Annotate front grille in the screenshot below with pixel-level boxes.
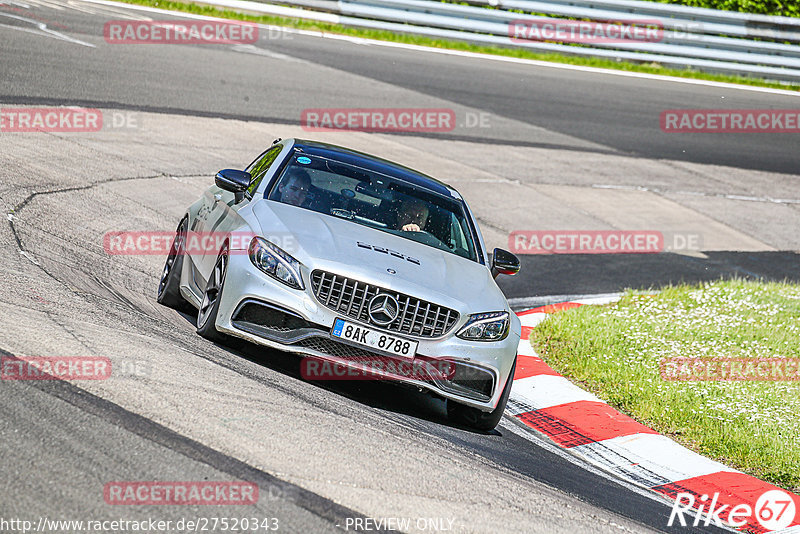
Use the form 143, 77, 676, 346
296, 336, 492, 399
310, 270, 459, 338
295, 337, 435, 382
296, 337, 386, 363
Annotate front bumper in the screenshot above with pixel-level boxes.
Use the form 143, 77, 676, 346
213, 252, 520, 412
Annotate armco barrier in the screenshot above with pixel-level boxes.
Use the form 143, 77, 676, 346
199, 0, 800, 82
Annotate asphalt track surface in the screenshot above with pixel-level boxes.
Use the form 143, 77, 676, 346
1, 1, 798, 533
2, 0, 800, 174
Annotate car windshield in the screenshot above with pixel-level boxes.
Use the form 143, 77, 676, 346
267, 152, 478, 262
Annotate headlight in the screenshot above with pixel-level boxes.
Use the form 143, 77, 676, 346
248, 237, 304, 290
456, 311, 509, 341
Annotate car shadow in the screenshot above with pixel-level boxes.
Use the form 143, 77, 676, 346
175, 309, 499, 435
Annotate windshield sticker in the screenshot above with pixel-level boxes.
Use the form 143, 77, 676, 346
297, 156, 311, 165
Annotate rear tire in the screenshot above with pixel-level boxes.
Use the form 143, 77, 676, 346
447, 356, 516, 431
157, 218, 190, 311
196, 247, 230, 343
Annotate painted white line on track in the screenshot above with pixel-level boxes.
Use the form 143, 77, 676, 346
63, 0, 150, 18
0, 12, 95, 45
230, 43, 302, 61
593, 183, 800, 204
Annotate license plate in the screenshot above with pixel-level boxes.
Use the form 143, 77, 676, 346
331, 318, 417, 359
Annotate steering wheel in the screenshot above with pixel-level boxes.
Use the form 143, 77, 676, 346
404, 229, 446, 248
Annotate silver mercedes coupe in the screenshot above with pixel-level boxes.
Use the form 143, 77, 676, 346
157, 138, 521, 430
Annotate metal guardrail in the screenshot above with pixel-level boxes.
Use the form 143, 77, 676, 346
201, 0, 800, 82
472, 0, 800, 39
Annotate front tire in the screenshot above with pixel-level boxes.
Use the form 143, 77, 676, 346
447, 356, 516, 431
196, 246, 229, 343
157, 217, 190, 311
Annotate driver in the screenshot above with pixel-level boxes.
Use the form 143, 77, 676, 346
396, 198, 429, 232
277, 169, 311, 207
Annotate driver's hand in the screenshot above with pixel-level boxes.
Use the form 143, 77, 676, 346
402, 223, 421, 232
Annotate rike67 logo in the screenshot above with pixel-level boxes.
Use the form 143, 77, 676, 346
668, 489, 797, 530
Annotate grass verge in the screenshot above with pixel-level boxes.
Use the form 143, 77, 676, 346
115, 0, 798, 92
530, 279, 800, 492
648, 0, 799, 18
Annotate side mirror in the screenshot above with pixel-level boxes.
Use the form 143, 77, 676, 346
215, 169, 251, 203
491, 248, 520, 278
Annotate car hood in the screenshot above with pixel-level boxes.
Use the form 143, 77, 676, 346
250, 201, 508, 312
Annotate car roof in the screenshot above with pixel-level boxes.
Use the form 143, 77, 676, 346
290, 139, 455, 198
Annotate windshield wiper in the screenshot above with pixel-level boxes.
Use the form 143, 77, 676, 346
331, 208, 388, 228
331, 208, 354, 220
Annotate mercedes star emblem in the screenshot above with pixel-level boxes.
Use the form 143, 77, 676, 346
368, 294, 400, 326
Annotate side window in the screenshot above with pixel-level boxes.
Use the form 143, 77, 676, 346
245, 146, 283, 197
449, 212, 474, 259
